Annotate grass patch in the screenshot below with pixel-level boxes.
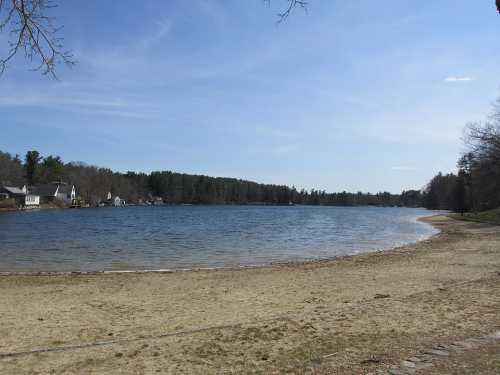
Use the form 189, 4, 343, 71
449, 208, 500, 225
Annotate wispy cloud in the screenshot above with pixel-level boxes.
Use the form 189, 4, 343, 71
444, 76, 474, 83
141, 19, 173, 49
391, 166, 417, 171
271, 144, 299, 156
0, 95, 125, 108
0, 95, 159, 120
255, 126, 299, 139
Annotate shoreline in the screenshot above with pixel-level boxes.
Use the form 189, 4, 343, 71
0, 215, 442, 277
0, 204, 440, 216
1, 215, 499, 374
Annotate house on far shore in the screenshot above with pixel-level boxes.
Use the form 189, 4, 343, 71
31, 182, 76, 205
99, 192, 127, 207
103, 191, 126, 207
0, 185, 40, 207
113, 196, 126, 207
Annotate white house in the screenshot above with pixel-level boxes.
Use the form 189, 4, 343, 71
113, 196, 126, 207
0, 185, 40, 207
0, 186, 24, 200
56, 184, 76, 203
24, 193, 40, 206
32, 183, 76, 204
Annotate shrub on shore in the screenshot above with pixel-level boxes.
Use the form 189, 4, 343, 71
0, 198, 17, 210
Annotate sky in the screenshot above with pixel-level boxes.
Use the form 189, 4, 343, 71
1, 0, 500, 193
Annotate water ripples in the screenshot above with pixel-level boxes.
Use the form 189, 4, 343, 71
0, 206, 444, 272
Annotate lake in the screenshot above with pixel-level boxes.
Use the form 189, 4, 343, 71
0, 206, 444, 273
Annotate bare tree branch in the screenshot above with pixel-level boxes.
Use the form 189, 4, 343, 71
264, 0, 308, 23
0, 0, 74, 78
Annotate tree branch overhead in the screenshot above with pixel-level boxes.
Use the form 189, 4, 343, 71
0, 0, 74, 78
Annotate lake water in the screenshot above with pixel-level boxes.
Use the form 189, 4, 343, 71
0, 206, 443, 273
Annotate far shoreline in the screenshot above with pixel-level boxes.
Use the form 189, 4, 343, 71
0, 203, 435, 213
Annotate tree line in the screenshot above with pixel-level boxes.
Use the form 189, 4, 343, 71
4, 93, 499, 211
422, 98, 500, 213
1, 150, 413, 207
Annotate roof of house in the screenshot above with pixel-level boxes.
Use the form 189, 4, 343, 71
0, 186, 25, 195
57, 184, 74, 194
30, 184, 58, 197
30, 183, 75, 197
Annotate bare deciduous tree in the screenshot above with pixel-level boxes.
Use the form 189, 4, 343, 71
460, 102, 500, 210
0, 0, 309, 78
2, 1, 499, 78
0, 0, 73, 77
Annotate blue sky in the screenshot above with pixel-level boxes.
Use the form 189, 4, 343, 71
1, 0, 499, 193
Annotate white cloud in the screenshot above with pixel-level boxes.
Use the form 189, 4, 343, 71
444, 76, 474, 82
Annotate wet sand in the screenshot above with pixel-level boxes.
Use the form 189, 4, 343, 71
0, 215, 499, 374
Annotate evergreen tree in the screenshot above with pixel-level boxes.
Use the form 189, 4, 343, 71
25, 150, 41, 185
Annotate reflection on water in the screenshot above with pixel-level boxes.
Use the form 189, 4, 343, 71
0, 206, 444, 272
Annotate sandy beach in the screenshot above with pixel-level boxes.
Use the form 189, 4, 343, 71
0, 215, 499, 374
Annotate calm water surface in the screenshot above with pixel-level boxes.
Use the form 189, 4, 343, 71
0, 206, 444, 272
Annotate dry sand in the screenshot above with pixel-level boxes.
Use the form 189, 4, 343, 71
0, 215, 499, 374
